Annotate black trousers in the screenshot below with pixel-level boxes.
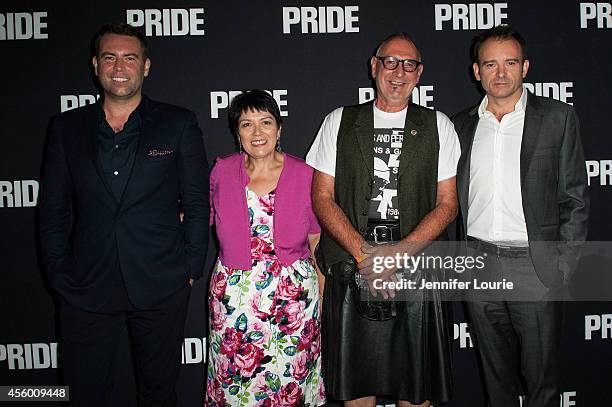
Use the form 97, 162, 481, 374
466, 250, 562, 407
60, 284, 191, 407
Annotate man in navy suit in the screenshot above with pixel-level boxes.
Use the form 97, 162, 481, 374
39, 23, 209, 406
453, 26, 589, 406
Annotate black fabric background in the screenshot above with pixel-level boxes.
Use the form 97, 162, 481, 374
1, 1, 610, 405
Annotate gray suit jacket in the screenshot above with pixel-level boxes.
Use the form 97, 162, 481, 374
452, 92, 589, 288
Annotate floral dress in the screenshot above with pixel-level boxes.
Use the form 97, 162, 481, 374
206, 188, 325, 407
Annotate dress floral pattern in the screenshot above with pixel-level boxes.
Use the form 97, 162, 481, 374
206, 188, 325, 407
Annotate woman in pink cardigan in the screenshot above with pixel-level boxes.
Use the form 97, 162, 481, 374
205, 90, 325, 407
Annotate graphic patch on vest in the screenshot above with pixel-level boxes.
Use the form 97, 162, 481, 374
369, 127, 403, 220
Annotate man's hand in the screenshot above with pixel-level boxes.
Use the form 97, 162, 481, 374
357, 241, 413, 299
188, 278, 194, 287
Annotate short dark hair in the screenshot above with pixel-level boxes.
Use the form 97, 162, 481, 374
93, 22, 148, 58
375, 32, 422, 61
472, 25, 527, 63
228, 90, 283, 137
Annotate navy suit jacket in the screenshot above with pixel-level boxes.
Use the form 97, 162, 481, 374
452, 92, 589, 288
39, 96, 210, 310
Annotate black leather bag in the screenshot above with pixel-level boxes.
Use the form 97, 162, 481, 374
344, 257, 406, 321
316, 241, 406, 321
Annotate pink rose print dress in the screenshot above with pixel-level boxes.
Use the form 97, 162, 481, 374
206, 188, 325, 407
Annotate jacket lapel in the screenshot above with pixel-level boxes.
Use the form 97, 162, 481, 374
520, 92, 543, 185
117, 97, 158, 208
456, 106, 479, 237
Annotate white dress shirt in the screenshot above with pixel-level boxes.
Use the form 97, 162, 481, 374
467, 88, 529, 246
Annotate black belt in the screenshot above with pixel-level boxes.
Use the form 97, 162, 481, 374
467, 236, 530, 258
364, 220, 401, 243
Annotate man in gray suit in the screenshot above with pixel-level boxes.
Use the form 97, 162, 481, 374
453, 26, 589, 406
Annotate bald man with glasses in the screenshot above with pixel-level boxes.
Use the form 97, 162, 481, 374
307, 32, 460, 407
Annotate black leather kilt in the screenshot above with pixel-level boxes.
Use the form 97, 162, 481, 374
316, 222, 454, 402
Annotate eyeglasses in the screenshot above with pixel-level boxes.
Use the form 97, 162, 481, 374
375, 56, 422, 72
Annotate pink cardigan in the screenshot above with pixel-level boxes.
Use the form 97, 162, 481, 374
209, 153, 320, 269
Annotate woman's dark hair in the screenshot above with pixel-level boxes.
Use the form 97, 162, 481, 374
228, 90, 282, 136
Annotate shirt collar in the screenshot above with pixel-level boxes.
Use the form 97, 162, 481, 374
96, 97, 144, 129
478, 85, 527, 118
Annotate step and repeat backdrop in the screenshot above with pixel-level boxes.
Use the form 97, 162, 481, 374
1, 1, 611, 406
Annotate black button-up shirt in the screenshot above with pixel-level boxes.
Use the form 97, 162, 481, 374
97, 102, 143, 201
